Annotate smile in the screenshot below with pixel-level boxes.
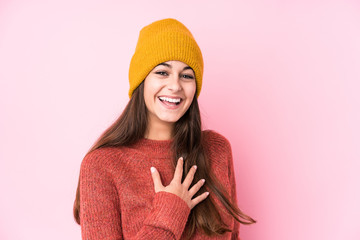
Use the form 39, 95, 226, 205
158, 96, 181, 104
158, 97, 183, 109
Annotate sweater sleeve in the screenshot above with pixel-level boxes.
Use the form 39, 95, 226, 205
226, 140, 241, 240
79, 149, 190, 240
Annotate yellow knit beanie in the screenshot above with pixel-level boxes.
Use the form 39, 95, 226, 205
128, 18, 204, 99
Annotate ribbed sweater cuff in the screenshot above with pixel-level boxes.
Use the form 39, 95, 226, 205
145, 191, 191, 239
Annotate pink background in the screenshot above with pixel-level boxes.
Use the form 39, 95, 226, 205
1, 0, 359, 239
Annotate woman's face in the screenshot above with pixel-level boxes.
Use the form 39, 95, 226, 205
143, 60, 196, 127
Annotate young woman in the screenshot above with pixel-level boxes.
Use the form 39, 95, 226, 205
73, 18, 256, 240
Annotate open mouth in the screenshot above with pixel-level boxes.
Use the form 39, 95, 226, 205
158, 97, 182, 105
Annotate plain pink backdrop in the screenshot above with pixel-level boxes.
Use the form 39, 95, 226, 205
1, 0, 359, 239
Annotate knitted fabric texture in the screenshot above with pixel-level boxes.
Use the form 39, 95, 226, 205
128, 18, 204, 99
79, 130, 240, 240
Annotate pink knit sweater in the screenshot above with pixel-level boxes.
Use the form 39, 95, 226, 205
79, 129, 240, 239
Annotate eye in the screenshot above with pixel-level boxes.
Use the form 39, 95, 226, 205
182, 74, 194, 79
155, 71, 168, 76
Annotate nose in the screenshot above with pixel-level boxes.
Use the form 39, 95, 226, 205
167, 74, 182, 92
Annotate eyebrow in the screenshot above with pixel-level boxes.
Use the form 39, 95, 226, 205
155, 62, 193, 71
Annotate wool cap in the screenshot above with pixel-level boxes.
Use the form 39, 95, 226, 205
128, 18, 204, 99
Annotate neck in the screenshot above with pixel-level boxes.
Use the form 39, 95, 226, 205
145, 120, 174, 140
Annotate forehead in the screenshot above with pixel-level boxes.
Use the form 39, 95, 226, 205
155, 61, 193, 71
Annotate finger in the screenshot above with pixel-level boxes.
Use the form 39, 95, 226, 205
172, 157, 184, 183
182, 165, 197, 189
188, 178, 205, 197
150, 167, 163, 192
190, 191, 209, 209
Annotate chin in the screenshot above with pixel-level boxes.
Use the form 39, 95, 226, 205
158, 115, 182, 123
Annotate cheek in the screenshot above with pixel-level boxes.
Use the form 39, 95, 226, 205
143, 83, 153, 109
143, 79, 163, 109
144, 78, 162, 94
144, 80, 155, 99
185, 82, 197, 98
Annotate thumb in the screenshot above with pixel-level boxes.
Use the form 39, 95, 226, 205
150, 167, 163, 192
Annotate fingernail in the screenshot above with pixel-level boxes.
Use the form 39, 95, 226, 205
202, 179, 205, 183
193, 165, 197, 170
179, 157, 183, 161
206, 192, 209, 196
150, 167, 155, 173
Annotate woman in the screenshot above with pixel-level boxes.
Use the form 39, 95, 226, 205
73, 18, 256, 240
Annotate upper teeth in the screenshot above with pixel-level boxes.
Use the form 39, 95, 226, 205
159, 97, 181, 103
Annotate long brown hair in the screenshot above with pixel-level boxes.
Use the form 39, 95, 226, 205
73, 81, 256, 239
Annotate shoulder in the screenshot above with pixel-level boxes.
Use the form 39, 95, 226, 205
202, 129, 234, 183
201, 129, 233, 164
80, 147, 126, 173
202, 129, 232, 152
